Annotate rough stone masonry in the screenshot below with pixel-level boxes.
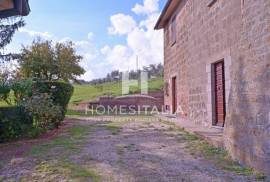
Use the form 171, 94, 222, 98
155, 0, 270, 174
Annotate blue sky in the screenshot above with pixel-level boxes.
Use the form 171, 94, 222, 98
7, 0, 167, 81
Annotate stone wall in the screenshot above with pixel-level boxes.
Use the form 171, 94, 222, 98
224, 0, 270, 174
89, 91, 164, 112
164, 0, 242, 125
163, 0, 270, 173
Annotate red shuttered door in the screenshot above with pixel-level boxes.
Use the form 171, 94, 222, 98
214, 61, 226, 127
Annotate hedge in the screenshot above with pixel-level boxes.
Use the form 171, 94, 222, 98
0, 81, 74, 142
34, 81, 74, 119
0, 106, 32, 142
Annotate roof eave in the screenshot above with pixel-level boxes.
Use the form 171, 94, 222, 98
154, 0, 181, 30
154, 0, 173, 30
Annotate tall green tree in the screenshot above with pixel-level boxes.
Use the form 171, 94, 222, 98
0, 17, 25, 103
18, 39, 85, 82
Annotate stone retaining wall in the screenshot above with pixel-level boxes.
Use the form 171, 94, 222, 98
89, 91, 164, 111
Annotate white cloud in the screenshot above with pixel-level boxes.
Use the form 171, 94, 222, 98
101, 45, 132, 71
108, 14, 137, 35
87, 32, 94, 40
59, 37, 72, 43
104, 0, 163, 72
101, 45, 110, 55
80, 70, 94, 81
132, 0, 159, 15
19, 28, 54, 39
75, 40, 90, 47
74, 39, 98, 79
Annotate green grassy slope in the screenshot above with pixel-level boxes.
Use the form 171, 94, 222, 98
0, 78, 164, 107
0, 102, 8, 107
70, 78, 163, 106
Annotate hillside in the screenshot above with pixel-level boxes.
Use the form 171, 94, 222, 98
70, 77, 163, 106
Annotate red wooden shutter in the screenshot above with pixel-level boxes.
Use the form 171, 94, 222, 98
214, 61, 226, 127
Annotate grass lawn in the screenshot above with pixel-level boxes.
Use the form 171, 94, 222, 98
0, 101, 9, 107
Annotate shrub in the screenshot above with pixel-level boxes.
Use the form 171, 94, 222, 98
11, 80, 74, 121
23, 93, 63, 129
34, 81, 74, 120
11, 79, 33, 104
0, 80, 74, 142
0, 84, 11, 104
0, 106, 32, 142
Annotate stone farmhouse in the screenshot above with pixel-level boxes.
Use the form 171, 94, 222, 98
155, 0, 270, 173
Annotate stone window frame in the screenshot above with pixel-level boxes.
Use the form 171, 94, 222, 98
241, 0, 245, 14
208, 0, 217, 7
170, 15, 177, 47
206, 50, 232, 128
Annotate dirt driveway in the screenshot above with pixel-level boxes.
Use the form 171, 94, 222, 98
0, 116, 267, 182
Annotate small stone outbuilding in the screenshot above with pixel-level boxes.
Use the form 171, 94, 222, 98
155, 0, 270, 174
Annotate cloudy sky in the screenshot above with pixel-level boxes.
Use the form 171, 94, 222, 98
6, 0, 166, 81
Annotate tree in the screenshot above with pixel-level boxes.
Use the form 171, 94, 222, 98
0, 68, 11, 103
0, 16, 24, 102
0, 17, 25, 62
18, 39, 85, 82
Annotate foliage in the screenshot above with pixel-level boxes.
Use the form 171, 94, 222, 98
55, 42, 85, 82
0, 67, 10, 85
0, 16, 28, 142
0, 85, 10, 104
0, 80, 74, 141
15, 80, 73, 129
0, 17, 25, 62
11, 78, 33, 104
142, 63, 164, 78
23, 81, 74, 129
0, 106, 32, 142
0, 14, 77, 142
18, 39, 85, 81
35, 81, 74, 112
0, 69, 12, 104
23, 93, 63, 129
83, 63, 164, 85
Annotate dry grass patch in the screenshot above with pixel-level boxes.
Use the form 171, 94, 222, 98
160, 120, 267, 180
21, 160, 101, 182
106, 123, 123, 135
30, 125, 93, 159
